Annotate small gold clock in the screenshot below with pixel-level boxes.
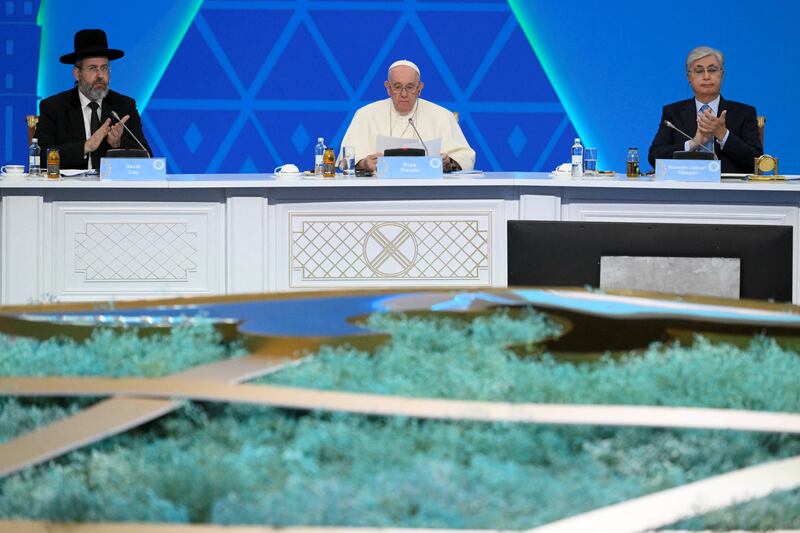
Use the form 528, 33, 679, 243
749, 154, 781, 180
757, 155, 777, 173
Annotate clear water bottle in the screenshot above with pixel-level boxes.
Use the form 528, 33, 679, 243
626, 147, 640, 177
571, 137, 584, 177
314, 137, 325, 175
28, 137, 41, 176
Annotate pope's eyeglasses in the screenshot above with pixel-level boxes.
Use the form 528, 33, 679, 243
390, 83, 420, 94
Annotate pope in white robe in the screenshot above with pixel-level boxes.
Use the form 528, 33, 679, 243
340, 60, 475, 172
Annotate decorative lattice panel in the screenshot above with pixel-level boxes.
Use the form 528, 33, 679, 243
74, 223, 198, 282
291, 214, 490, 284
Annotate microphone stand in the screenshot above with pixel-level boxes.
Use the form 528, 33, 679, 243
111, 111, 151, 157
407, 118, 429, 156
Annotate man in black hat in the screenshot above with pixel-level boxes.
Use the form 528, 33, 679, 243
35, 29, 152, 170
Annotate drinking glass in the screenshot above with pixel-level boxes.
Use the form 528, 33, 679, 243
341, 146, 355, 175
584, 147, 598, 176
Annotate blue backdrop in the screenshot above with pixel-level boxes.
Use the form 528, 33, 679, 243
3, 0, 799, 174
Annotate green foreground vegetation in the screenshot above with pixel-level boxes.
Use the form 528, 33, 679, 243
0, 311, 798, 529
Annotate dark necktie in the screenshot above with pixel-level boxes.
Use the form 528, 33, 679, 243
88, 101, 101, 169
88, 101, 100, 135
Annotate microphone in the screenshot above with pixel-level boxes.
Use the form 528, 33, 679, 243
111, 111, 150, 157
407, 118, 429, 156
663, 120, 717, 159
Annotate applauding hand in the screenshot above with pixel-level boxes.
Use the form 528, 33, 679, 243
698, 108, 728, 141
84, 118, 111, 154
107, 114, 129, 148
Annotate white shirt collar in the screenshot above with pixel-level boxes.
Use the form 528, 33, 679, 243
695, 95, 721, 115
77, 89, 103, 111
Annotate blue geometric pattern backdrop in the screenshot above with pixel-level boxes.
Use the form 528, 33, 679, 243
0, 0, 40, 164
4, 2, 799, 174
143, 0, 576, 174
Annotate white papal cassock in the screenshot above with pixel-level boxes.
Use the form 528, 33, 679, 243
340, 98, 476, 170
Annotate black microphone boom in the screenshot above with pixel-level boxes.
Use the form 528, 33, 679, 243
407, 118, 429, 156
111, 111, 151, 157
663, 120, 717, 159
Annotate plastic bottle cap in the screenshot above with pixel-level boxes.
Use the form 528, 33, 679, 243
32, 138, 37, 142
574, 138, 580, 143
317, 137, 324, 142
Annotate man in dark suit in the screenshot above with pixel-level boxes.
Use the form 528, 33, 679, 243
648, 46, 761, 174
35, 29, 151, 170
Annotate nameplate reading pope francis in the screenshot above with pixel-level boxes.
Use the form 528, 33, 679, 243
377, 156, 443, 179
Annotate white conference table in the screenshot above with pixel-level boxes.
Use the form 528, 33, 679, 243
1, 172, 798, 304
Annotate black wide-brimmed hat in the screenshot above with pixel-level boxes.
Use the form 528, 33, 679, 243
59, 29, 124, 64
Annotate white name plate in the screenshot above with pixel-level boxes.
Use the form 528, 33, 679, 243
655, 159, 721, 182
377, 156, 443, 179
100, 157, 167, 180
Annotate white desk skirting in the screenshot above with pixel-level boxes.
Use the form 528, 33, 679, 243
1, 172, 797, 304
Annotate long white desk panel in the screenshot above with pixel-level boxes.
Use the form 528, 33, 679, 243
1, 173, 798, 304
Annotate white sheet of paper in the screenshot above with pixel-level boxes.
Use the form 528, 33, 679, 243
61, 169, 100, 179
376, 135, 442, 157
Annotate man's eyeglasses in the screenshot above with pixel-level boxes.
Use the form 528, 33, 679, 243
79, 64, 110, 74
689, 66, 722, 76
389, 83, 420, 94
